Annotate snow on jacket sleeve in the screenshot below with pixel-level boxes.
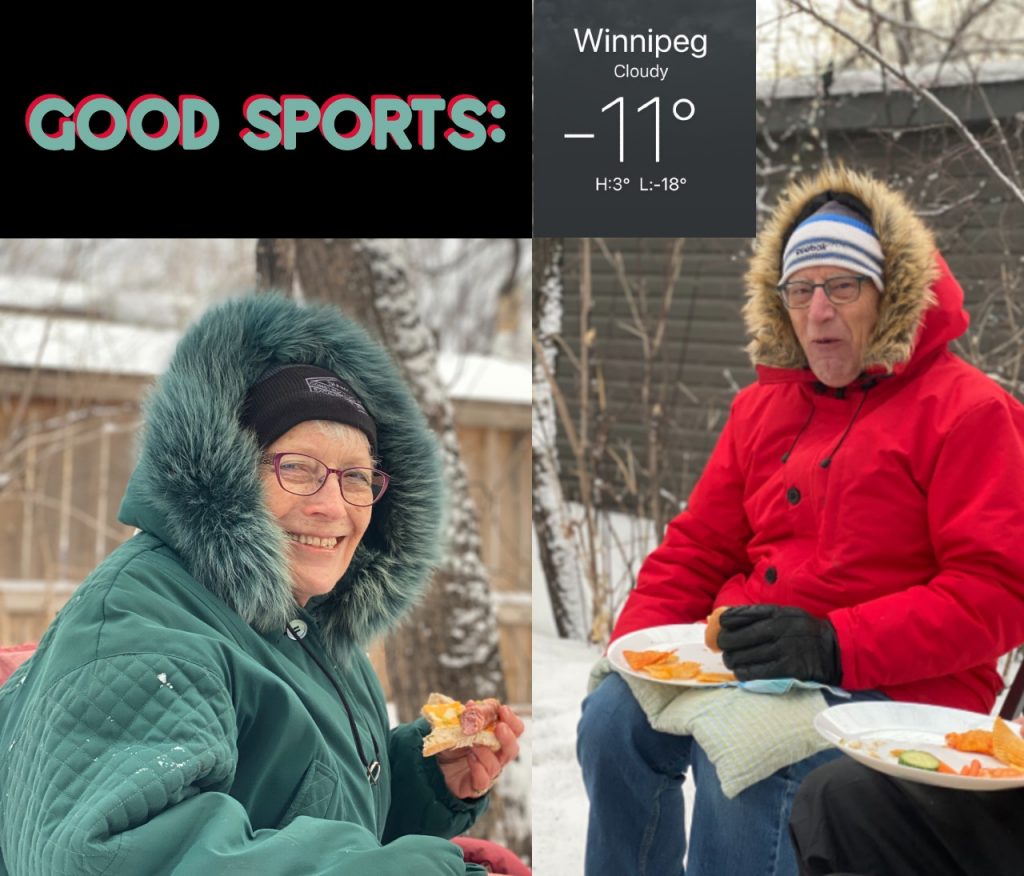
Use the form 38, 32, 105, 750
612, 396, 755, 640
0, 653, 477, 876
830, 396, 1024, 699
383, 718, 489, 843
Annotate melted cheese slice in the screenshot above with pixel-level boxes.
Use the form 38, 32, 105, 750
422, 700, 464, 727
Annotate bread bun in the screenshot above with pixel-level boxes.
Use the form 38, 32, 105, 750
422, 724, 502, 757
704, 606, 730, 653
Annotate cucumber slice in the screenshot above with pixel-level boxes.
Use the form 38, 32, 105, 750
897, 750, 941, 771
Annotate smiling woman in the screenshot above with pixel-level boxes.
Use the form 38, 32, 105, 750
0, 294, 522, 876
239, 362, 386, 608
259, 420, 377, 607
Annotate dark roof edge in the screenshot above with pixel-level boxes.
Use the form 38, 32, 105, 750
758, 62, 1024, 132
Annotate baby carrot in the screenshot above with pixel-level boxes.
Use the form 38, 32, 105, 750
960, 759, 983, 777
980, 767, 1024, 778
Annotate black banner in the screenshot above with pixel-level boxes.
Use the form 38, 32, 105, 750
2, 13, 532, 237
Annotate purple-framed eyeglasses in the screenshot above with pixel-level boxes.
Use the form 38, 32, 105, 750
260, 452, 390, 507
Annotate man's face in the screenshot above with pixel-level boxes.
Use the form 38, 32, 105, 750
787, 265, 881, 388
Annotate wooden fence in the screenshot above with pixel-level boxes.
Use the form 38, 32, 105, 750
0, 365, 532, 710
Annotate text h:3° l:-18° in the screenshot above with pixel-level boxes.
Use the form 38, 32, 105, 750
594, 177, 687, 193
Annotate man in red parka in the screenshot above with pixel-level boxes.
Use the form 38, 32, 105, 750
577, 166, 1024, 876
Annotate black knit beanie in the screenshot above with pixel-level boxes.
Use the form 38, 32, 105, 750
241, 364, 377, 451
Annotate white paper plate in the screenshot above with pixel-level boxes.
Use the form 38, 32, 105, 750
814, 701, 1024, 790
608, 624, 737, 687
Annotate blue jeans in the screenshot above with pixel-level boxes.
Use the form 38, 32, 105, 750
577, 672, 886, 876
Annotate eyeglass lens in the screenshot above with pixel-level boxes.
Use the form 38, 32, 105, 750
782, 276, 863, 308
276, 454, 387, 505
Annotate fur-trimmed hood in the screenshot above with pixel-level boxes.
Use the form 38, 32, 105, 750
118, 295, 443, 660
744, 166, 967, 379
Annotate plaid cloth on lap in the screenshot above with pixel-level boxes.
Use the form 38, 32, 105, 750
589, 658, 833, 798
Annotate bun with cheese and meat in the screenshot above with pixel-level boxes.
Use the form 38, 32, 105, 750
421, 693, 503, 757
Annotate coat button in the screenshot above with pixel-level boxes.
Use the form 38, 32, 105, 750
765, 567, 778, 584
286, 619, 308, 640
787, 486, 801, 505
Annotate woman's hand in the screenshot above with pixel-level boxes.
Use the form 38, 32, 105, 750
437, 705, 525, 799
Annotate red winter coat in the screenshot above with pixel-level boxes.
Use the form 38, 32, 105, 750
612, 168, 1024, 713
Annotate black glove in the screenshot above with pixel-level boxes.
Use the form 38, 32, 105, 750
717, 604, 842, 685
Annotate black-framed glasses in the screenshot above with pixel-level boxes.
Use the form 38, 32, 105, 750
261, 452, 390, 506
776, 275, 872, 309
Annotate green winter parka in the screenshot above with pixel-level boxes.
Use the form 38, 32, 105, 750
0, 296, 488, 875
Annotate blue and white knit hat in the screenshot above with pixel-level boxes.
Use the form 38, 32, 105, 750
781, 201, 884, 293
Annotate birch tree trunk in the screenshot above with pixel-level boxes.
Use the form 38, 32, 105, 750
288, 238, 507, 717
286, 238, 522, 859
532, 239, 587, 640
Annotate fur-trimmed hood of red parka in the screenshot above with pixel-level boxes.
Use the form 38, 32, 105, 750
743, 165, 967, 382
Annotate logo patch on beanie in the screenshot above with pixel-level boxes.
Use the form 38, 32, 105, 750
305, 377, 367, 412
793, 242, 830, 256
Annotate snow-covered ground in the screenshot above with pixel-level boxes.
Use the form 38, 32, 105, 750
531, 631, 596, 875
532, 629, 699, 875
532, 527, 598, 874
532, 552, 697, 875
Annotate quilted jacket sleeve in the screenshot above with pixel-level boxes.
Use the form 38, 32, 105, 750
611, 396, 755, 641
0, 653, 478, 876
830, 397, 1024, 702
382, 718, 489, 842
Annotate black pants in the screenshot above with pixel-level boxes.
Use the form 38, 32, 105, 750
789, 756, 1024, 876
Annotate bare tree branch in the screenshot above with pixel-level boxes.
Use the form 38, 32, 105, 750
846, 0, 952, 41
784, 0, 1024, 208
932, 0, 1001, 82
